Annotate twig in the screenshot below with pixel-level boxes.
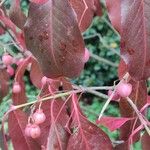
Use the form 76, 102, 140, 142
90, 53, 118, 67
102, 17, 120, 37
0, 0, 6, 7
73, 85, 114, 91
126, 97, 150, 136
0, 23, 25, 53
98, 73, 129, 120
83, 33, 120, 56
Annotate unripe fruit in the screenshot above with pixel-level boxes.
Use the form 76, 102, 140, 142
2, 53, 13, 66
108, 90, 120, 101
25, 124, 32, 137
83, 48, 90, 63
30, 124, 41, 139
116, 82, 132, 98
12, 82, 21, 93
33, 109, 46, 124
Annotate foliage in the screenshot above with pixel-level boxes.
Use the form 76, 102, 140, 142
0, 0, 150, 150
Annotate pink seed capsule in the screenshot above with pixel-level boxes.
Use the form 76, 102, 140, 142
83, 48, 90, 63
2, 53, 13, 66
30, 124, 41, 139
33, 109, 46, 124
41, 76, 47, 85
116, 82, 132, 98
25, 124, 32, 137
108, 90, 120, 101
12, 82, 21, 93
6, 65, 14, 76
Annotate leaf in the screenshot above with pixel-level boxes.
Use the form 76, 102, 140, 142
8, 110, 41, 150
24, 0, 85, 79
69, 0, 95, 32
119, 80, 147, 141
67, 114, 113, 150
0, 12, 26, 50
29, 0, 48, 4
46, 100, 70, 150
93, 0, 102, 16
37, 78, 72, 148
9, 0, 27, 29
67, 94, 113, 150
96, 117, 134, 132
106, 0, 121, 33
142, 132, 150, 150
0, 68, 9, 103
121, 0, 150, 81
30, 57, 43, 89
12, 57, 32, 105
118, 59, 127, 79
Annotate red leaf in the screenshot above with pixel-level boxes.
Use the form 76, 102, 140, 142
35, 79, 72, 148
9, 0, 27, 29
0, 12, 26, 50
0, 27, 5, 35
29, 0, 48, 4
69, 0, 95, 32
12, 57, 32, 105
118, 59, 127, 79
93, 0, 102, 16
142, 132, 150, 150
67, 114, 113, 150
106, 0, 121, 33
8, 110, 41, 150
119, 80, 147, 141
121, 0, 150, 81
96, 117, 134, 132
67, 94, 113, 150
30, 57, 43, 89
24, 0, 85, 79
46, 100, 70, 149
0, 68, 9, 103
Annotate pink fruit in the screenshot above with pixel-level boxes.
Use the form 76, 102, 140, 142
25, 124, 32, 137
33, 109, 46, 124
108, 90, 120, 101
116, 82, 132, 98
30, 124, 41, 139
12, 82, 21, 93
83, 48, 90, 63
6, 65, 14, 76
41, 76, 47, 85
2, 53, 13, 66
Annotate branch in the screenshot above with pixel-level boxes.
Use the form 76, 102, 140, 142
90, 53, 118, 67
98, 73, 129, 120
